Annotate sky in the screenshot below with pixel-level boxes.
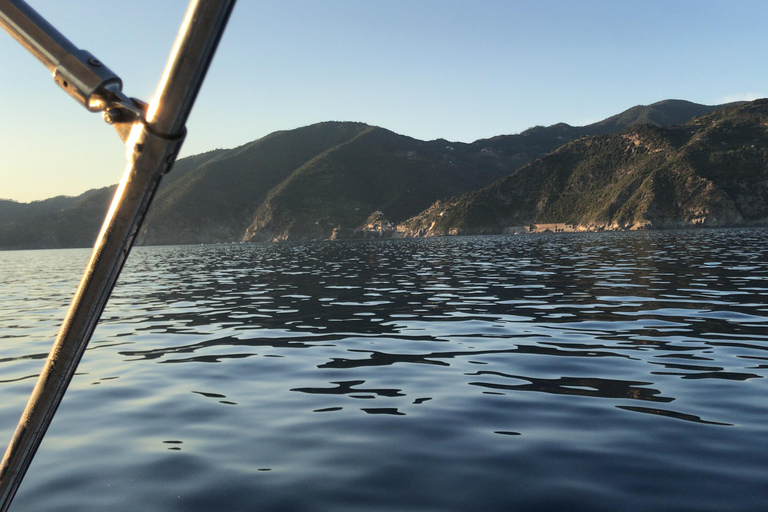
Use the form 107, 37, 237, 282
1, 0, 767, 203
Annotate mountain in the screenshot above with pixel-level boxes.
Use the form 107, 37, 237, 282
0, 149, 227, 250
0, 99, 746, 249
469, 99, 737, 168
0, 188, 115, 249
235, 125, 531, 242
581, 99, 738, 135
0, 195, 80, 224
400, 100, 768, 236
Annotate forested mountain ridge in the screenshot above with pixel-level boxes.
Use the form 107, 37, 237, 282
400, 100, 768, 236
0, 99, 750, 249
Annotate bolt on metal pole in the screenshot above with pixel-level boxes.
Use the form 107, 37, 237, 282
0, 1, 235, 510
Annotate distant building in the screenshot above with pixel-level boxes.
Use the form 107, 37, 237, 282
528, 223, 578, 233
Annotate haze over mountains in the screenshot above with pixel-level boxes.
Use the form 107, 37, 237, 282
1, 99, 764, 250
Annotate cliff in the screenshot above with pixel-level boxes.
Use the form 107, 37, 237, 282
399, 100, 768, 236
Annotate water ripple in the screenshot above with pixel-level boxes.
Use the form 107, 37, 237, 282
2, 229, 768, 511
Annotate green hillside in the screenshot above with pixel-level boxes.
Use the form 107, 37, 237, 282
138, 122, 374, 244
0, 99, 747, 249
240, 126, 520, 241
400, 100, 768, 236
0, 187, 114, 249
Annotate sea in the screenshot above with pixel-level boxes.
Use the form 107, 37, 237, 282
1, 229, 767, 512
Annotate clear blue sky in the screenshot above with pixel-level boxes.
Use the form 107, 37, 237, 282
1, 0, 766, 202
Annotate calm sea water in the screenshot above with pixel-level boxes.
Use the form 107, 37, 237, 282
1, 229, 767, 511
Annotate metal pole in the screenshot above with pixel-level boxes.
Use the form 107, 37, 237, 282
0, 0, 123, 111
0, 1, 235, 510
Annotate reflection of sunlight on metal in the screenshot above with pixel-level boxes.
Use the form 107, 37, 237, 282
87, 96, 107, 111
103, 95, 148, 144
94, 162, 131, 244
146, 1, 199, 125
124, 122, 144, 160
0, 1, 236, 511
144, 0, 235, 138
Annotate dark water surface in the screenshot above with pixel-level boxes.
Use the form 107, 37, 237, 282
1, 229, 767, 511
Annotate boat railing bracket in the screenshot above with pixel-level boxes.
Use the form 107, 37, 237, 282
0, 0, 151, 143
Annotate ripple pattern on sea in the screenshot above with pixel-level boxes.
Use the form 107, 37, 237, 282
1, 229, 767, 511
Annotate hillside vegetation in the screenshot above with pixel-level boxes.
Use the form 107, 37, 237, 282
400, 100, 768, 236
0, 99, 753, 249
